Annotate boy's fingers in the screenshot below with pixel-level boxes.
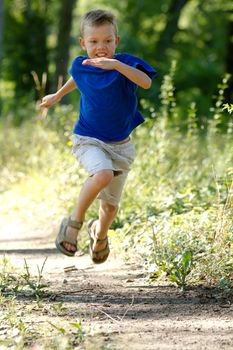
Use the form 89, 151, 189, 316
82, 59, 99, 65
40, 101, 51, 108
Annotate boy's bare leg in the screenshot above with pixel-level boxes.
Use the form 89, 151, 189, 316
91, 200, 118, 254
63, 170, 113, 252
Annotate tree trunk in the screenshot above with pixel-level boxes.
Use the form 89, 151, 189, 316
0, 0, 3, 113
156, 0, 189, 62
54, 0, 76, 91
0, 0, 4, 68
225, 18, 233, 102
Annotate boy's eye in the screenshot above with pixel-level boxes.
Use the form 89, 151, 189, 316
89, 39, 113, 44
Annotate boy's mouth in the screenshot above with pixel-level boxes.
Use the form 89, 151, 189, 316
96, 53, 107, 57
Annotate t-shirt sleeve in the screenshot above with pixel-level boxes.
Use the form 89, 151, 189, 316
117, 53, 157, 79
69, 56, 84, 84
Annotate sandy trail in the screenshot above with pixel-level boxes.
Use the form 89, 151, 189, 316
0, 218, 233, 349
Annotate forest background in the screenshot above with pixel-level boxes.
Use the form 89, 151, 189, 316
0, 0, 232, 120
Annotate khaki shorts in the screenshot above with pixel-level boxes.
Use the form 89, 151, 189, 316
72, 135, 135, 206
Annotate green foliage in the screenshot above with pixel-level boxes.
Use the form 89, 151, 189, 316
223, 103, 233, 114
3, 0, 49, 99
0, 255, 16, 292
0, 255, 48, 300
22, 258, 48, 300
209, 74, 232, 132
160, 60, 177, 121
169, 250, 193, 289
1, 0, 233, 122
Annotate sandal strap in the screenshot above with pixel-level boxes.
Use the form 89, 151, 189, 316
57, 218, 78, 246
60, 235, 77, 246
67, 217, 83, 230
87, 219, 107, 242
92, 245, 109, 259
96, 237, 108, 243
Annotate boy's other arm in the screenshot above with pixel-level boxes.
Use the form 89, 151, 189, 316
83, 58, 152, 89
40, 77, 77, 108
115, 61, 152, 89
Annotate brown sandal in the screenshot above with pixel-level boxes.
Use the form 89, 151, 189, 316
87, 219, 110, 264
55, 217, 83, 256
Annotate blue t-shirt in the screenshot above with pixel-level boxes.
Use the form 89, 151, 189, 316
69, 53, 157, 142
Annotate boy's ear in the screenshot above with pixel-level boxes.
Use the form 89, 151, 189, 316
79, 37, 86, 50
116, 36, 120, 45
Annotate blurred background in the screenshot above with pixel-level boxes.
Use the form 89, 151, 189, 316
0, 0, 232, 124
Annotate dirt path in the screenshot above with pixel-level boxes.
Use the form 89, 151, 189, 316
0, 218, 233, 349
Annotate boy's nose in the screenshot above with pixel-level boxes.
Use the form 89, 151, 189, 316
96, 43, 106, 49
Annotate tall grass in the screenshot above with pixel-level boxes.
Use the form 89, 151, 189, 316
114, 73, 233, 290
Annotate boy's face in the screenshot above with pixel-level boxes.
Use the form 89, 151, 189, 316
80, 23, 120, 59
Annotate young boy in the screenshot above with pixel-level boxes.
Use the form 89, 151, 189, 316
40, 9, 156, 264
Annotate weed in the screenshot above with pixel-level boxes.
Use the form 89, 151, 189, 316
49, 320, 86, 347
223, 103, 233, 114
0, 255, 49, 302
50, 301, 67, 315
168, 250, 193, 290
0, 255, 21, 294
22, 258, 48, 300
0, 259, 87, 349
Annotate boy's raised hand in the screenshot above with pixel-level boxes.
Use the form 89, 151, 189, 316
82, 57, 118, 70
40, 93, 61, 109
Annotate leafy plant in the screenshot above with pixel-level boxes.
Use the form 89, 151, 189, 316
223, 103, 233, 114
0, 255, 21, 294
168, 250, 193, 290
49, 320, 86, 347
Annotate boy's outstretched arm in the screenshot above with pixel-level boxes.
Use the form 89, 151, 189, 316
40, 77, 77, 108
83, 58, 152, 89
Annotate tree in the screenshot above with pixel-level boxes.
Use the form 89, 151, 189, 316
0, 0, 3, 113
0, 0, 3, 65
54, 0, 76, 90
156, 0, 189, 63
3, 0, 49, 100
225, 18, 233, 102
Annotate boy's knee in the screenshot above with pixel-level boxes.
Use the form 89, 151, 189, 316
93, 170, 114, 189
101, 201, 118, 215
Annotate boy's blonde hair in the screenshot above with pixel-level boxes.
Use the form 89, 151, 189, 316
80, 9, 118, 35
